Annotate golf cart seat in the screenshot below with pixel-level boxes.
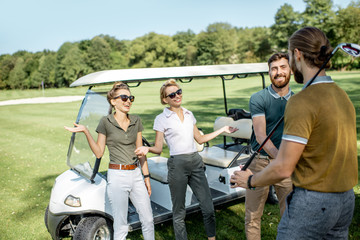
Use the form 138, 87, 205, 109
199, 116, 252, 168
147, 156, 169, 183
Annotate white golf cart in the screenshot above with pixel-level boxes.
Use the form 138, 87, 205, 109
45, 63, 274, 239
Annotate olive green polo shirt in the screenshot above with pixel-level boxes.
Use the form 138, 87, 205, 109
283, 76, 358, 192
96, 113, 144, 165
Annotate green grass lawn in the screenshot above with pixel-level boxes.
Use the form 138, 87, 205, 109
0, 70, 359, 239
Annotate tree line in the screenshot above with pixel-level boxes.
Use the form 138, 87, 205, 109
0, 0, 359, 90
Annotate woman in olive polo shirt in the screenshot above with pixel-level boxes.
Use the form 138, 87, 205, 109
65, 83, 154, 240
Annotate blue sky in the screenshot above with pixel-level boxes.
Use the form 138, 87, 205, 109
0, 0, 353, 55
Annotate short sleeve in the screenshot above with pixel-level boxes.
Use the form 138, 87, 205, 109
96, 116, 107, 135
153, 114, 165, 133
190, 111, 197, 125
137, 116, 144, 132
283, 96, 313, 141
249, 93, 265, 118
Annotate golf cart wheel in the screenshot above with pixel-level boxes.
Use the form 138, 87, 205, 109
44, 205, 49, 231
73, 216, 113, 240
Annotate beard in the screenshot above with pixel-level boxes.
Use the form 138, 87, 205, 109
290, 54, 304, 84
270, 72, 291, 89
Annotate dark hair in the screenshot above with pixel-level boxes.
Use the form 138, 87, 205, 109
268, 53, 289, 67
107, 82, 130, 114
288, 27, 333, 69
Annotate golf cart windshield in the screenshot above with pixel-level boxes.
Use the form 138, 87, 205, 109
66, 88, 109, 181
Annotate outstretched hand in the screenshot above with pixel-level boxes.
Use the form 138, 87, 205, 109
64, 123, 87, 133
223, 126, 238, 134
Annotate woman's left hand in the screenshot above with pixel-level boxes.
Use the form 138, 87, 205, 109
144, 177, 152, 196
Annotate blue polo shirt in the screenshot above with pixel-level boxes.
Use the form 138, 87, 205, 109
249, 85, 293, 156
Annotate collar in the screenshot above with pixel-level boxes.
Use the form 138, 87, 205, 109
163, 107, 191, 118
303, 75, 334, 89
268, 85, 292, 100
107, 112, 136, 128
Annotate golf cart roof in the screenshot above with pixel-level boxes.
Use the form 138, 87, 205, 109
70, 63, 268, 87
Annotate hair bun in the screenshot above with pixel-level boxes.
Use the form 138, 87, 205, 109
320, 45, 327, 56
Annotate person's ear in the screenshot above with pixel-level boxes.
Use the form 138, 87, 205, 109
294, 48, 302, 61
110, 98, 116, 107
162, 97, 168, 104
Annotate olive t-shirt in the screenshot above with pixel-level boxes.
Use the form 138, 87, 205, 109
96, 113, 144, 165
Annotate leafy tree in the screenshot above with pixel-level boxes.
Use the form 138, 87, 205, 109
55, 43, 89, 87
236, 27, 272, 63
8, 57, 27, 89
333, 1, 360, 69
196, 23, 238, 65
128, 32, 179, 68
55, 42, 76, 87
335, 1, 360, 44
0, 54, 16, 89
301, 0, 337, 42
86, 36, 112, 71
110, 51, 130, 69
31, 52, 56, 87
173, 30, 197, 66
271, 3, 300, 51
62, 45, 90, 86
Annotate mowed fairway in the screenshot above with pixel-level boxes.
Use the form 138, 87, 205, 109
0, 71, 359, 239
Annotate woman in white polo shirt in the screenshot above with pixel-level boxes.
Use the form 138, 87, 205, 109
135, 79, 236, 240
65, 83, 154, 240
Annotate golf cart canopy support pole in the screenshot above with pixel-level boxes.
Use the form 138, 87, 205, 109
220, 73, 266, 115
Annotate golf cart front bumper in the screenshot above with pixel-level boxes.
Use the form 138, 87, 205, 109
46, 209, 68, 240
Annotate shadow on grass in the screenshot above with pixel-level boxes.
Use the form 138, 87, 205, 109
14, 174, 58, 221
127, 198, 248, 240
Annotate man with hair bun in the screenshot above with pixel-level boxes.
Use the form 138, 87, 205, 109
230, 26, 358, 239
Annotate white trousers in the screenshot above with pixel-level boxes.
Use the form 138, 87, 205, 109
107, 167, 154, 240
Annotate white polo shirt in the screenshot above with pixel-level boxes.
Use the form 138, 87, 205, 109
153, 107, 197, 156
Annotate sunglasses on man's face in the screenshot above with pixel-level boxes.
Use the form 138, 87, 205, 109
113, 94, 135, 102
166, 89, 182, 99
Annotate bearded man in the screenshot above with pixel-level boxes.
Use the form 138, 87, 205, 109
244, 53, 293, 240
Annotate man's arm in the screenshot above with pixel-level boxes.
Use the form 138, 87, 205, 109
252, 116, 279, 158
230, 139, 305, 188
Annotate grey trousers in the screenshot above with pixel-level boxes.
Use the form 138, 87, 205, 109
167, 152, 216, 240
277, 187, 355, 240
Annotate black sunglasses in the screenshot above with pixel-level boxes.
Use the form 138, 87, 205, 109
166, 89, 182, 99
113, 94, 135, 102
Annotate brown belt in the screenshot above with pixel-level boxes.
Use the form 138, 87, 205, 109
109, 163, 137, 170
